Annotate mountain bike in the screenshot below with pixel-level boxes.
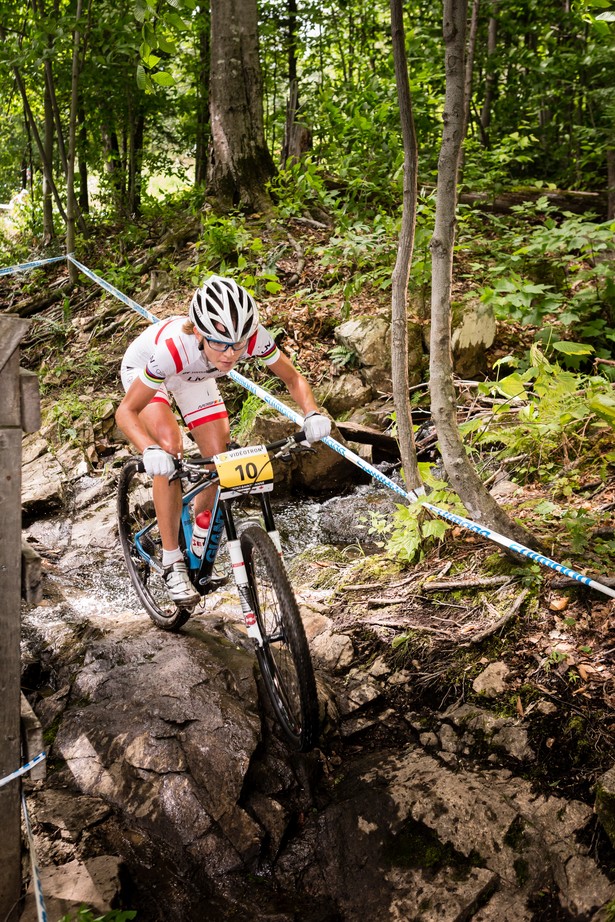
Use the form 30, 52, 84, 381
116, 431, 319, 751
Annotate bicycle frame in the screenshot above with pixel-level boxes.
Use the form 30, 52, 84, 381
133, 470, 285, 649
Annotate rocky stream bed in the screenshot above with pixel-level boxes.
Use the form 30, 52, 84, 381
17, 436, 615, 922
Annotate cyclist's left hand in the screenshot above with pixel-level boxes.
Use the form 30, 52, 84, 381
303, 411, 331, 444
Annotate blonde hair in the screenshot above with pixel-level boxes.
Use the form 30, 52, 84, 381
182, 319, 195, 335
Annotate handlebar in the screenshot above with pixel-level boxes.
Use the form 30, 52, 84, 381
160, 430, 309, 480
135, 431, 309, 477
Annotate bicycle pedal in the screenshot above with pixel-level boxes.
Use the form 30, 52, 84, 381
196, 574, 230, 593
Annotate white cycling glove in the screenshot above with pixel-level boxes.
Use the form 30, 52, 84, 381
303, 411, 331, 445
142, 445, 176, 478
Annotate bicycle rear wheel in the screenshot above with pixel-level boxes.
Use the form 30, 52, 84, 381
240, 526, 319, 751
117, 458, 192, 631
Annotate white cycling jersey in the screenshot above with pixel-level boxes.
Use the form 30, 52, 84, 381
120, 317, 281, 430
122, 316, 280, 389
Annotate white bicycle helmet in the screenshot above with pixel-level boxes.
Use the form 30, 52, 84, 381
189, 276, 259, 342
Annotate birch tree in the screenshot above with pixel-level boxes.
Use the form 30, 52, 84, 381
389, 0, 422, 493
429, 0, 534, 546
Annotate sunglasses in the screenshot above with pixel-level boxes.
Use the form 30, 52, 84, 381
205, 337, 248, 354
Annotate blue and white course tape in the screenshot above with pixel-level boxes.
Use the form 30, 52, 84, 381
22, 792, 49, 922
5, 252, 614, 599
0, 751, 47, 788
0, 255, 66, 277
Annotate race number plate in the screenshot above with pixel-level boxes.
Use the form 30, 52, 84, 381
213, 445, 274, 490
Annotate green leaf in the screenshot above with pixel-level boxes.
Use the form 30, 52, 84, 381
157, 34, 177, 54
494, 373, 527, 399
422, 519, 448, 540
533, 500, 561, 516
151, 70, 175, 86
136, 63, 147, 89
587, 393, 615, 423
551, 341, 594, 356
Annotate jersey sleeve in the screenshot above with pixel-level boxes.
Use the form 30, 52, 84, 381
246, 324, 280, 365
139, 323, 191, 388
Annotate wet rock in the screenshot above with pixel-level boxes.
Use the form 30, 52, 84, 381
595, 764, 615, 848
29, 788, 112, 842
310, 627, 354, 672
34, 684, 71, 730
22, 433, 49, 465
300, 607, 355, 673
73, 474, 115, 510
438, 723, 461, 754
334, 316, 392, 392
274, 744, 611, 919
22, 450, 66, 513
336, 669, 382, 715
473, 661, 510, 696
491, 725, 535, 762
319, 483, 399, 545
48, 618, 266, 887
68, 494, 117, 554
317, 372, 374, 416
20, 855, 124, 922
55, 443, 90, 480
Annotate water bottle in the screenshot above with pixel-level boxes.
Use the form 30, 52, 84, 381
191, 510, 211, 558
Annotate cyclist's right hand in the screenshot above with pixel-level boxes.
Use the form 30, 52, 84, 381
142, 445, 176, 478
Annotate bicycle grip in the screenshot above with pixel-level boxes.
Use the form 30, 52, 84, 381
135, 456, 181, 475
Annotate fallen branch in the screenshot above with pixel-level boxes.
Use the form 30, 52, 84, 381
462, 588, 529, 645
8, 285, 72, 318
365, 617, 454, 637
285, 233, 305, 286
421, 575, 513, 592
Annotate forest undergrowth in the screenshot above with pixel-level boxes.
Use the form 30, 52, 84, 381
2, 189, 615, 805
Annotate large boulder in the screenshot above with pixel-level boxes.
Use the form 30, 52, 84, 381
335, 316, 392, 392
52, 622, 265, 874
316, 372, 374, 417
450, 300, 496, 377
248, 412, 370, 494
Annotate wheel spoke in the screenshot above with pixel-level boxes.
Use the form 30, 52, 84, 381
117, 460, 193, 631
241, 526, 318, 751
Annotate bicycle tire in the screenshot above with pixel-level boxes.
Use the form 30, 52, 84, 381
240, 525, 319, 751
117, 458, 192, 631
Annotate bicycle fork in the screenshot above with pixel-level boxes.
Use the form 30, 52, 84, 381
226, 538, 265, 645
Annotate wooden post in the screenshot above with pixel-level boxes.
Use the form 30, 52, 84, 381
0, 315, 35, 922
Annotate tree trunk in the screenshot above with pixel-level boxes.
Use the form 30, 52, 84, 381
281, 0, 311, 165
11, 63, 67, 224
208, 0, 276, 211
66, 0, 83, 281
389, 0, 422, 494
101, 121, 124, 211
608, 145, 615, 221
78, 105, 89, 213
462, 0, 480, 141
44, 59, 68, 173
479, 0, 498, 145
128, 102, 145, 217
194, 14, 210, 187
429, 0, 534, 547
42, 79, 55, 244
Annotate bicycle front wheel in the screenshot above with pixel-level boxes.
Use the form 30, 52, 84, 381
240, 526, 319, 751
117, 459, 192, 632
